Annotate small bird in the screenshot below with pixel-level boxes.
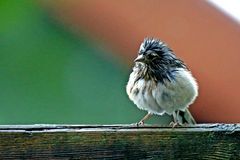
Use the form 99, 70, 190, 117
126, 38, 198, 126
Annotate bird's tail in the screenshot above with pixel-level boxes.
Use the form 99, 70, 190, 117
178, 109, 196, 125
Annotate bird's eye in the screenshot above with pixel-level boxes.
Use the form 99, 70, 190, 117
146, 52, 158, 59
150, 53, 158, 57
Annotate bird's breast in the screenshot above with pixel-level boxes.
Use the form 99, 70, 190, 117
126, 69, 165, 115
126, 68, 198, 115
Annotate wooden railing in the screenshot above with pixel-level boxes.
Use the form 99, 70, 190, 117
0, 124, 239, 159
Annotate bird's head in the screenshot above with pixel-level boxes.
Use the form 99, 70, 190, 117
134, 38, 174, 65
134, 38, 187, 82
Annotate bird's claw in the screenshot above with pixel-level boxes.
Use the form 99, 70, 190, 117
136, 121, 144, 126
169, 121, 179, 128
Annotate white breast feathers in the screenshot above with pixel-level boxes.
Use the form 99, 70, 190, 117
126, 67, 198, 115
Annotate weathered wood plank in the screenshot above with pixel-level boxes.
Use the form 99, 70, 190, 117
0, 124, 239, 159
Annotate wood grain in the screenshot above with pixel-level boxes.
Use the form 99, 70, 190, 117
0, 124, 239, 159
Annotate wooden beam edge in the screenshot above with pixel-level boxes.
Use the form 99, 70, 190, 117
0, 123, 239, 133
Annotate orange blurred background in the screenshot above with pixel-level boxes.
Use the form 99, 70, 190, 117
42, 0, 240, 122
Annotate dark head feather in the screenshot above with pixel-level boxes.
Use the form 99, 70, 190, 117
139, 38, 172, 56
136, 38, 187, 83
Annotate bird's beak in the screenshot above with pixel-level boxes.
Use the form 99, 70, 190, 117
134, 55, 145, 63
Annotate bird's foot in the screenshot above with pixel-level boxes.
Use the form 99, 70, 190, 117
181, 123, 189, 127
169, 121, 180, 128
136, 120, 144, 126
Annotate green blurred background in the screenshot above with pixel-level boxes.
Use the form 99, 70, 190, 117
0, 1, 170, 124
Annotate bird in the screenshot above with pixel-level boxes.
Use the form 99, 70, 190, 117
126, 38, 198, 127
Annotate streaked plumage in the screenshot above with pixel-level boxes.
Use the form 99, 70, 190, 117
126, 38, 198, 126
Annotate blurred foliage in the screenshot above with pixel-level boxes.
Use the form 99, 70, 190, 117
0, 1, 170, 124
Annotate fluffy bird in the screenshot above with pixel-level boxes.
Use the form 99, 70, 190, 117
126, 38, 198, 126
